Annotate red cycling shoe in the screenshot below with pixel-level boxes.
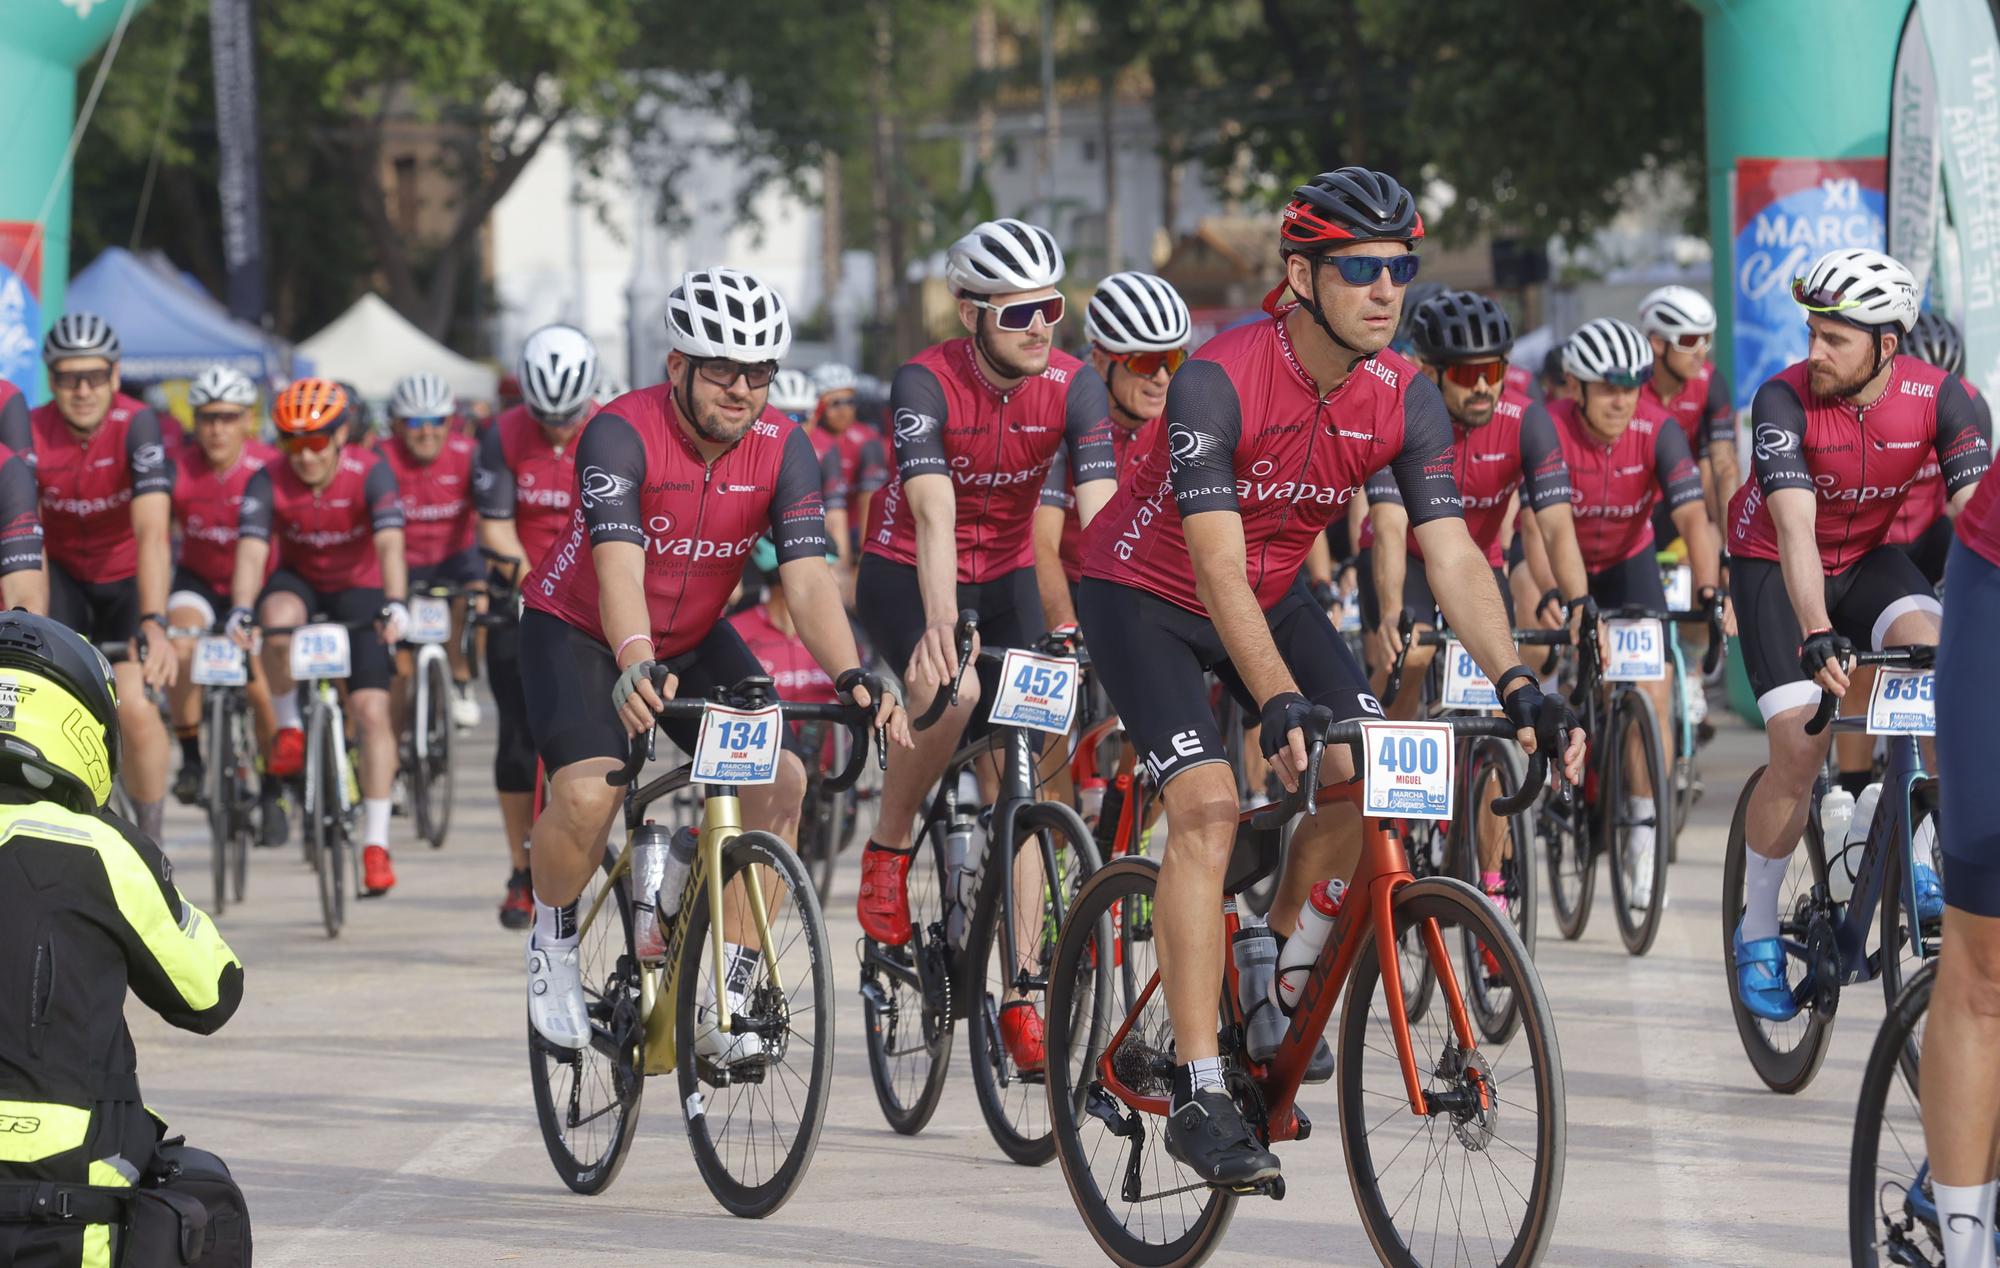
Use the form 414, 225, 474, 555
362, 845, 396, 896
998, 999, 1046, 1074
857, 843, 915, 945
269, 727, 305, 778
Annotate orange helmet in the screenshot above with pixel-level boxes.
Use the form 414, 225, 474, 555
273, 378, 351, 434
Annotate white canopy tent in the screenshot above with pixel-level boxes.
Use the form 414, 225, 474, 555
297, 293, 499, 404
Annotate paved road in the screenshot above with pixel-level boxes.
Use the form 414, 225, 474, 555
131, 708, 1878, 1265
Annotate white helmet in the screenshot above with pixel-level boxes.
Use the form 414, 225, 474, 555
188, 365, 257, 409
768, 369, 819, 414
1795, 248, 1920, 334
389, 370, 455, 420
945, 218, 1065, 296
592, 370, 630, 407
1086, 272, 1192, 353
811, 363, 858, 397
663, 267, 792, 362
1638, 285, 1716, 340
1562, 318, 1654, 385
519, 324, 599, 419
43, 312, 120, 364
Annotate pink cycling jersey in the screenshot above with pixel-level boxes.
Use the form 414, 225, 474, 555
473, 402, 595, 572
1888, 378, 1990, 546
1639, 360, 1735, 454
173, 441, 278, 593
728, 602, 838, 705
523, 384, 831, 657
864, 339, 1115, 583
29, 395, 175, 582
1549, 396, 1702, 573
1727, 357, 1989, 570
380, 431, 478, 568
1041, 414, 1162, 584
239, 447, 405, 591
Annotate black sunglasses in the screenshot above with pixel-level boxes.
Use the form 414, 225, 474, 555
692, 358, 779, 390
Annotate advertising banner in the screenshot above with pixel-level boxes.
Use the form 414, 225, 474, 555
0, 223, 44, 402
1887, 2, 1941, 295
209, 0, 267, 324
1730, 157, 1886, 409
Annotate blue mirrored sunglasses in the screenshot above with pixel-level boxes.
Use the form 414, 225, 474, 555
403, 415, 451, 428
1315, 254, 1422, 287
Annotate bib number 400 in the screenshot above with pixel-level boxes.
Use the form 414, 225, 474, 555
1376, 732, 1442, 776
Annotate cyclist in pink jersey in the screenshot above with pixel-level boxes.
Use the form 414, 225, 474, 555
475, 324, 598, 928
1725, 249, 1990, 1022
516, 269, 906, 1057
165, 367, 280, 827
382, 371, 484, 729
1638, 285, 1739, 530
1078, 168, 1584, 1185
728, 538, 841, 849
770, 367, 851, 577
814, 363, 888, 567
1034, 271, 1189, 626
229, 379, 411, 897
1888, 313, 1992, 582
32, 313, 178, 842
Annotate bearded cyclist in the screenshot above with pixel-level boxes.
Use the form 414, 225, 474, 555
1079, 168, 1586, 1186
30, 314, 178, 842
518, 267, 907, 1061
1638, 286, 1739, 532
475, 324, 598, 928
1727, 248, 1990, 1020
166, 367, 280, 833
228, 379, 411, 898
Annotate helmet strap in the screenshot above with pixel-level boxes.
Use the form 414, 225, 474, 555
1293, 269, 1372, 378
1833, 326, 1889, 401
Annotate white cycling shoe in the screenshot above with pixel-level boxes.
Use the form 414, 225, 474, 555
451, 685, 482, 731
695, 943, 766, 1067
526, 937, 591, 1050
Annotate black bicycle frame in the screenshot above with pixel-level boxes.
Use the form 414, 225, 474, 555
1799, 729, 1930, 985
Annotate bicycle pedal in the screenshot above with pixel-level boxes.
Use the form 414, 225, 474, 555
1230, 1175, 1285, 1200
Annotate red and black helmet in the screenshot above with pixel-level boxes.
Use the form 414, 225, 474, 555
1280, 167, 1425, 253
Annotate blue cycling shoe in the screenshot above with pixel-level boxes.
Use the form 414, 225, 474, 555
1913, 861, 1945, 924
1732, 919, 1799, 1022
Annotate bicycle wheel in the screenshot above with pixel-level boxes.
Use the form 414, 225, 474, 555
968, 802, 1104, 1166
1605, 688, 1672, 957
1338, 876, 1566, 1268
528, 844, 646, 1195
1540, 787, 1594, 941
205, 690, 232, 916
1720, 767, 1835, 1094
414, 652, 454, 848
1849, 962, 1939, 1267
1459, 737, 1534, 1043
677, 829, 835, 1218
1045, 856, 1236, 1268
308, 706, 346, 938
859, 811, 954, 1135
1881, 779, 1945, 1015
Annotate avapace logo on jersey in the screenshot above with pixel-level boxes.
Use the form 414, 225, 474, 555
1572, 492, 1654, 521
945, 453, 1050, 488
1234, 457, 1360, 509
1810, 471, 1916, 504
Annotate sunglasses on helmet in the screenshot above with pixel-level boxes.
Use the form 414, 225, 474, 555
967, 295, 1066, 332
1109, 348, 1189, 377
1440, 360, 1507, 388
1314, 254, 1422, 287
1792, 276, 1866, 317
691, 358, 779, 390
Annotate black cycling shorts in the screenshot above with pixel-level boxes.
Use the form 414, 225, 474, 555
48, 564, 141, 653
1896, 517, 1954, 589
1078, 577, 1382, 788
410, 547, 485, 590
1355, 551, 1513, 631
1586, 549, 1668, 612
520, 608, 765, 776
167, 565, 231, 632
1939, 539, 2000, 917
855, 555, 1045, 740
257, 568, 394, 693
1733, 546, 1940, 722
485, 616, 536, 793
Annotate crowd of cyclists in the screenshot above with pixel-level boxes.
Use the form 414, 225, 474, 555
7, 156, 2000, 1266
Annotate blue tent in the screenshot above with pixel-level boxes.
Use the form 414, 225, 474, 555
65, 248, 306, 383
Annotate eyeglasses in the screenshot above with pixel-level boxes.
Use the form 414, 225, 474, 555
193, 409, 248, 426
1314, 254, 1422, 287
52, 368, 112, 392
692, 358, 779, 390
821, 394, 857, 410
281, 431, 338, 453
401, 415, 451, 429
967, 295, 1066, 332
1440, 360, 1507, 388
1111, 348, 1189, 377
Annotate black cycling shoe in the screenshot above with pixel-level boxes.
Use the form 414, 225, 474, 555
1163, 1090, 1281, 1188
1304, 1035, 1334, 1084
171, 761, 203, 807
257, 787, 289, 847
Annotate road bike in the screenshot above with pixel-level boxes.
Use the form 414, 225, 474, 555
182, 625, 259, 915
260, 619, 369, 937
401, 581, 474, 849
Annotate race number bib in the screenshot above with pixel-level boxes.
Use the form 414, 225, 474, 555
986, 649, 1079, 735
1867, 669, 1936, 736
692, 704, 782, 785
190, 636, 247, 687
289, 624, 351, 681
408, 596, 452, 645
1663, 565, 1693, 613
1439, 639, 1498, 710
1603, 618, 1666, 682
1361, 721, 1455, 821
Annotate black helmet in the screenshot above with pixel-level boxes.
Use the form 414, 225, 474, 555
1280, 167, 1425, 254
1410, 290, 1514, 363
0, 612, 120, 811
1907, 312, 1966, 377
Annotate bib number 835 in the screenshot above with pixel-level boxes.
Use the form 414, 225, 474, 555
1881, 674, 1934, 702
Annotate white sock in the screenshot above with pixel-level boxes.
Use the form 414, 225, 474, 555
1936, 1179, 1997, 1268
271, 692, 301, 731
1626, 796, 1656, 839
1740, 848, 1791, 942
534, 895, 579, 948
363, 798, 392, 848
1183, 1055, 1225, 1100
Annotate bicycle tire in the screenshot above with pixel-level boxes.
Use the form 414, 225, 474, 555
860, 811, 954, 1135
415, 652, 454, 848
1045, 855, 1236, 1268
230, 699, 253, 903
528, 844, 646, 1195
1541, 785, 1594, 941
677, 830, 835, 1218
1458, 736, 1533, 1043
968, 801, 1104, 1166
1880, 779, 1944, 1021
205, 690, 232, 916
309, 705, 346, 938
1720, 766, 1835, 1094
1339, 876, 1566, 1268
1605, 688, 1672, 957
1848, 961, 1939, 1267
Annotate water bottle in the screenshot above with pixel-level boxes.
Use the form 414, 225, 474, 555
945, 771, 983, 948
1832, 782, 1882, 906
1232, 919, 1288, 1061
1078, 777, 1106, 831
628, 822, 674, 960
1273, 878, 1347, 1012
1094, 776, 1128, 855
656, 824, 700, 919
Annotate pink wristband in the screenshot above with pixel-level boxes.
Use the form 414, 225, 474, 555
614, 633, 653, 664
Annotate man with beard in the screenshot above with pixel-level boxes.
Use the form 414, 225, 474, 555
1725, 248, 1989, 1022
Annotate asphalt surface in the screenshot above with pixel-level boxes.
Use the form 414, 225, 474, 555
129, 703, 1881, 1266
